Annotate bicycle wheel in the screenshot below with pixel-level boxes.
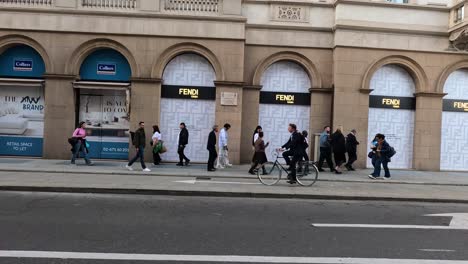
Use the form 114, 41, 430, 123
296, 161, 319, 187
257, 162, 282, 186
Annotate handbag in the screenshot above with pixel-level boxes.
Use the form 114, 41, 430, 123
368, 151, 374, 159
153, 141, 163, 153
160, 146, 167, 153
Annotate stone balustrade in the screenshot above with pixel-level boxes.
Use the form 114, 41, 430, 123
81, 0, 136, 9
163, 0, 221, 14
0, 0, 52, 6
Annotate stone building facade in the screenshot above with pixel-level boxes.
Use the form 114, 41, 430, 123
0, 0, 467, 171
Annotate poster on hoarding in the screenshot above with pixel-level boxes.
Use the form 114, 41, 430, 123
78, 89, 129, 159
0, 85, 44, 156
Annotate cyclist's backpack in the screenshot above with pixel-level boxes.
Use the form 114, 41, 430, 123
388, 146, 396, 158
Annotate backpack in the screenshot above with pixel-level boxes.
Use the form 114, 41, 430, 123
387, 146, 396, 158
130, 131, 136, 146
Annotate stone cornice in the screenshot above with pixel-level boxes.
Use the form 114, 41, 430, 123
246, 24, 333, 33
243, 0, 333, 7
243, 85, 263, 90
43, 73, 76, 80
334, 23, 449, 37
334, 0, 450, 11
359, 88, 374, 94
0, 7, 248, 23
131, 77, 162, 83
309, 87, 333, 93
214, 81, 245, 87
414, 92, 447, 97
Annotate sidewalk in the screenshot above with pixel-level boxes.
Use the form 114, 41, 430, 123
0, 158, 467, 202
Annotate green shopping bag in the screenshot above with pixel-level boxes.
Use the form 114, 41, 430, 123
153, 141, 163, 154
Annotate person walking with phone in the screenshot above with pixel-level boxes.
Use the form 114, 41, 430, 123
70, 121, 93, 166
369, 134, 391, 179
177, 122, 190, 166
217, 123, 232, 169
248, 131, 269, 175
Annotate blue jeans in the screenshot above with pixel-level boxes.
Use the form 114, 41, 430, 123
71, 140, 91, 164
372, 157, 390, 178
128, 146, 146, 169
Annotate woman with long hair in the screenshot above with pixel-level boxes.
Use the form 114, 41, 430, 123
331, 126, 346, 174
151, 125, 162, 165
71, 121, 93, 166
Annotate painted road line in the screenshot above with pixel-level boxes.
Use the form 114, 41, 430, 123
419, 249, 456, 252
175, 180, 261, 185
0, 251, 468, 263
312, 213, 468, 230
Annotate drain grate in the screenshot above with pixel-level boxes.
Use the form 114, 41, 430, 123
196, 176, 211, 180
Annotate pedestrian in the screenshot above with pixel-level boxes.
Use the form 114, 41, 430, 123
248, 131, 269, 175
217, 123, 232, 169
280, 123, 305, 184
301, 130, 310, 162
70, 121, 93, 166
345, 129, 359, 171
252, 125, 262, 148
151, 125, 162, 165
207, 125, 219, 172
368, 134, 391, 179
126, 121, 150, 172
368, 134, 380, 168
317, 126, 334, 172
177, 122, 190, 166
331, 127, 346, 174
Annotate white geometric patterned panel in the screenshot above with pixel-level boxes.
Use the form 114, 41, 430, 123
260, 61, 311, 93
367, 108, 414, 169
370, 65, 415, 97
443, 69, 468, 99
259, 104, 310, 162
440, 112, 468, 171
163, 53, 216, 87
441, 69, 468, 171
160, 53, 216, 163
160, 98, 215, 162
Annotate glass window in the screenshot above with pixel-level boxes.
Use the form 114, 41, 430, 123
455, 6, 464, 23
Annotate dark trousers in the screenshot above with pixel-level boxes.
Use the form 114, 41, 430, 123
153, 151, 161, 165
346, 151, 357, 168
372, 157, 390, 178
128, 146, 146, 169
303, 149, 309, 161
178, 145, 189, 164
318, 147, 334, 171
288, 154, 302, 180
282, 150, 293, 166
207, 148, 217, 170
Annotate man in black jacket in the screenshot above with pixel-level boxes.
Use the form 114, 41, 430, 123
281, 123, 304, 184
126, 121, 150, 172
345, 129, 359, 171
177, 122, 190, 166
207, 125, 219, 171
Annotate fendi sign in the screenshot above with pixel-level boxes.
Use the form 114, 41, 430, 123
443, 99, 468, 112
369, 95, 416, 110
161, 85, 216, 100
259, 91, 310, 106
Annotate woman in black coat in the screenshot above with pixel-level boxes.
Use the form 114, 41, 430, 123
331, 127, 346, 174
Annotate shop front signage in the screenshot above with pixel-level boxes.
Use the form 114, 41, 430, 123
161, 85, 216, 100
369, 95, 416, 110
97, 63, 117, 75
443, 99, 468, 112
259, 91, 310, 105
13, 59, 33, 72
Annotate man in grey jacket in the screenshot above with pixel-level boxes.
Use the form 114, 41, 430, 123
317, 126, 335, 172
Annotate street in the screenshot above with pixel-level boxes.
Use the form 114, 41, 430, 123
0, 191, 467, 263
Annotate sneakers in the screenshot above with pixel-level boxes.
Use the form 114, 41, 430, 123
143, 168, 151, 172
125, 165, 134, 171
226, 163, 233, 167
368, 174, 376, 180
383, 176, 391, 180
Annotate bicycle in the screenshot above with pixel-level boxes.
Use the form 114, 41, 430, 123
256, 149, 319, 186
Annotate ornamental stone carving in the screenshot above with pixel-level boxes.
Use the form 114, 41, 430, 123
271, 5, 308, 22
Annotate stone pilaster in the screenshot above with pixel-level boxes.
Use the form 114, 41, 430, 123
42, 74, 76, 159
413, 92, 445, 171
214, 81, 244, 165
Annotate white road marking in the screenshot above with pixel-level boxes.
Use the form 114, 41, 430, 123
419, 249, 456, 252
174, 179, 260, 185
312, 213, 468, 230
0, 250, 467, 263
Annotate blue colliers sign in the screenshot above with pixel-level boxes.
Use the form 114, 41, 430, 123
97, 63, 116, 75
14, 59, 33, 71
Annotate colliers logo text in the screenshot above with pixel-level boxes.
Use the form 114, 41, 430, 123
382, 98, 400, 109
276, 94, 295, 104
179, 88, 199, 99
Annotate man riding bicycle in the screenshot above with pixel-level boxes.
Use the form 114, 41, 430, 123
279, 123, 305, 184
